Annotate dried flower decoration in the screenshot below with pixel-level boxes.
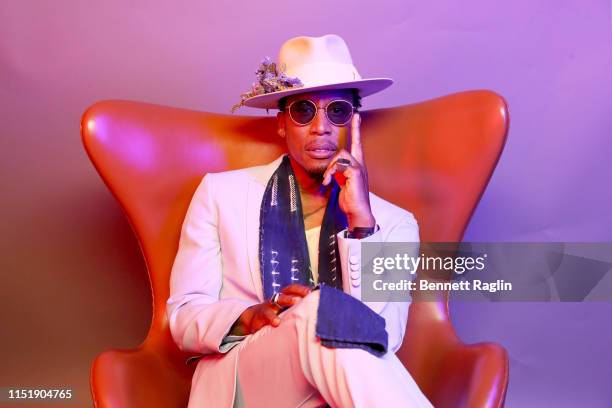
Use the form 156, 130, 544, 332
231, 56, 303, 113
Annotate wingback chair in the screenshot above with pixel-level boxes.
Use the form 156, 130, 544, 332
82, 90, 509, 407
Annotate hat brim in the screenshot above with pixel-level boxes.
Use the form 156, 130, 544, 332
242, 78, 393, 109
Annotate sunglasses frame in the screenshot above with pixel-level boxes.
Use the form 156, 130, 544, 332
285, 99, 356, 127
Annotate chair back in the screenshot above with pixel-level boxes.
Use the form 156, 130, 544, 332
82, 90, 508, 407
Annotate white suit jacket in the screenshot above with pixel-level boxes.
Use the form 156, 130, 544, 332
166, 155, 419, 405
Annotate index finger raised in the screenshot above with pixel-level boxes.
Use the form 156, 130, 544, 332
350, 112, 363, 165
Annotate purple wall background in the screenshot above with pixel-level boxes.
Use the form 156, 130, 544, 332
1, 0, 611, 406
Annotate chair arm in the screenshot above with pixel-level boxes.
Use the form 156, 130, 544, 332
400, 301, 508, 407
431, 342, 509, 408
91, 343, 195, 408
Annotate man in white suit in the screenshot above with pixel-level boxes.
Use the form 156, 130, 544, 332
166, 35, 432, 407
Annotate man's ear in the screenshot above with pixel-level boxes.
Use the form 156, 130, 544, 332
276, 111, 286, 138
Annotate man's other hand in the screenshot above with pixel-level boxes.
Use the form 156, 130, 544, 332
229, 284, 312, 336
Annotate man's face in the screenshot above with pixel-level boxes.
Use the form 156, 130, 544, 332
277, 89, 354, 177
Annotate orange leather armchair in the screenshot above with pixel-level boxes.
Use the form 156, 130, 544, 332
82, 90, 509, 407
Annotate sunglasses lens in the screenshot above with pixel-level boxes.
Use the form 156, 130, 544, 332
289, 100, 316, 124
326, 100, 353, 125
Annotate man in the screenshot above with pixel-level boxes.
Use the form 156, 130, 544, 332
167, 34, 432, 407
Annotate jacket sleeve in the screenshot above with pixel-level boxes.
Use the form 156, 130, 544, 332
336, 213, 419, 353
166, 173, 258, 355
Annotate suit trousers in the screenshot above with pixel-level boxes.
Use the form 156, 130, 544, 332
195, 290, 433, 408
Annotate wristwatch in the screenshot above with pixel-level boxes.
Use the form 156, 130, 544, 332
345, 225, 379, 239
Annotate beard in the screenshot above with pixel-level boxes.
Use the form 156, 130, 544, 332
304, 161, 329, 179
306, 168, 325, 180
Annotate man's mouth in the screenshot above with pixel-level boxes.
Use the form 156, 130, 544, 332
305, 142, 337, 159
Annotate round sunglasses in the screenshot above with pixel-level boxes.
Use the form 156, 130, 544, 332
285, 99, 356, 126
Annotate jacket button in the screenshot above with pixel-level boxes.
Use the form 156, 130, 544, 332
351, 279, 360, 287
350, 263, 359, 272
349, 255, 359, 265
351, 270, 360, 280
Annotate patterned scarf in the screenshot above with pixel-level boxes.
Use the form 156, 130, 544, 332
259, 155, 347, 299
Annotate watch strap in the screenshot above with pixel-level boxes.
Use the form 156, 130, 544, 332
345, 225, 379, 239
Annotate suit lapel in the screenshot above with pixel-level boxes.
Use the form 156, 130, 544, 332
245, 155, 285, 302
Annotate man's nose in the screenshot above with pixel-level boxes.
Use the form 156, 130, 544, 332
310, 107, 332, 135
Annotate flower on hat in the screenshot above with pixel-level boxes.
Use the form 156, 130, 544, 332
231, 56, 303, 113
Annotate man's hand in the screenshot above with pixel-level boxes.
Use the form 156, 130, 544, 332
229, 284, 312, 336
322, 112, 376, 229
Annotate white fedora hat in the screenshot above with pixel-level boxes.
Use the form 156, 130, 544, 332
232, 34, 393, 111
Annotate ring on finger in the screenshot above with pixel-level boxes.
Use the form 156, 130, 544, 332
335, 158, 351, 173
270, 292, 281, 308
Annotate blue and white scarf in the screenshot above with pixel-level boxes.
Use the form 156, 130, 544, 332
259, 155, 347, 299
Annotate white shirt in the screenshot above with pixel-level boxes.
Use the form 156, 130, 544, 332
305, 225, 321, 284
